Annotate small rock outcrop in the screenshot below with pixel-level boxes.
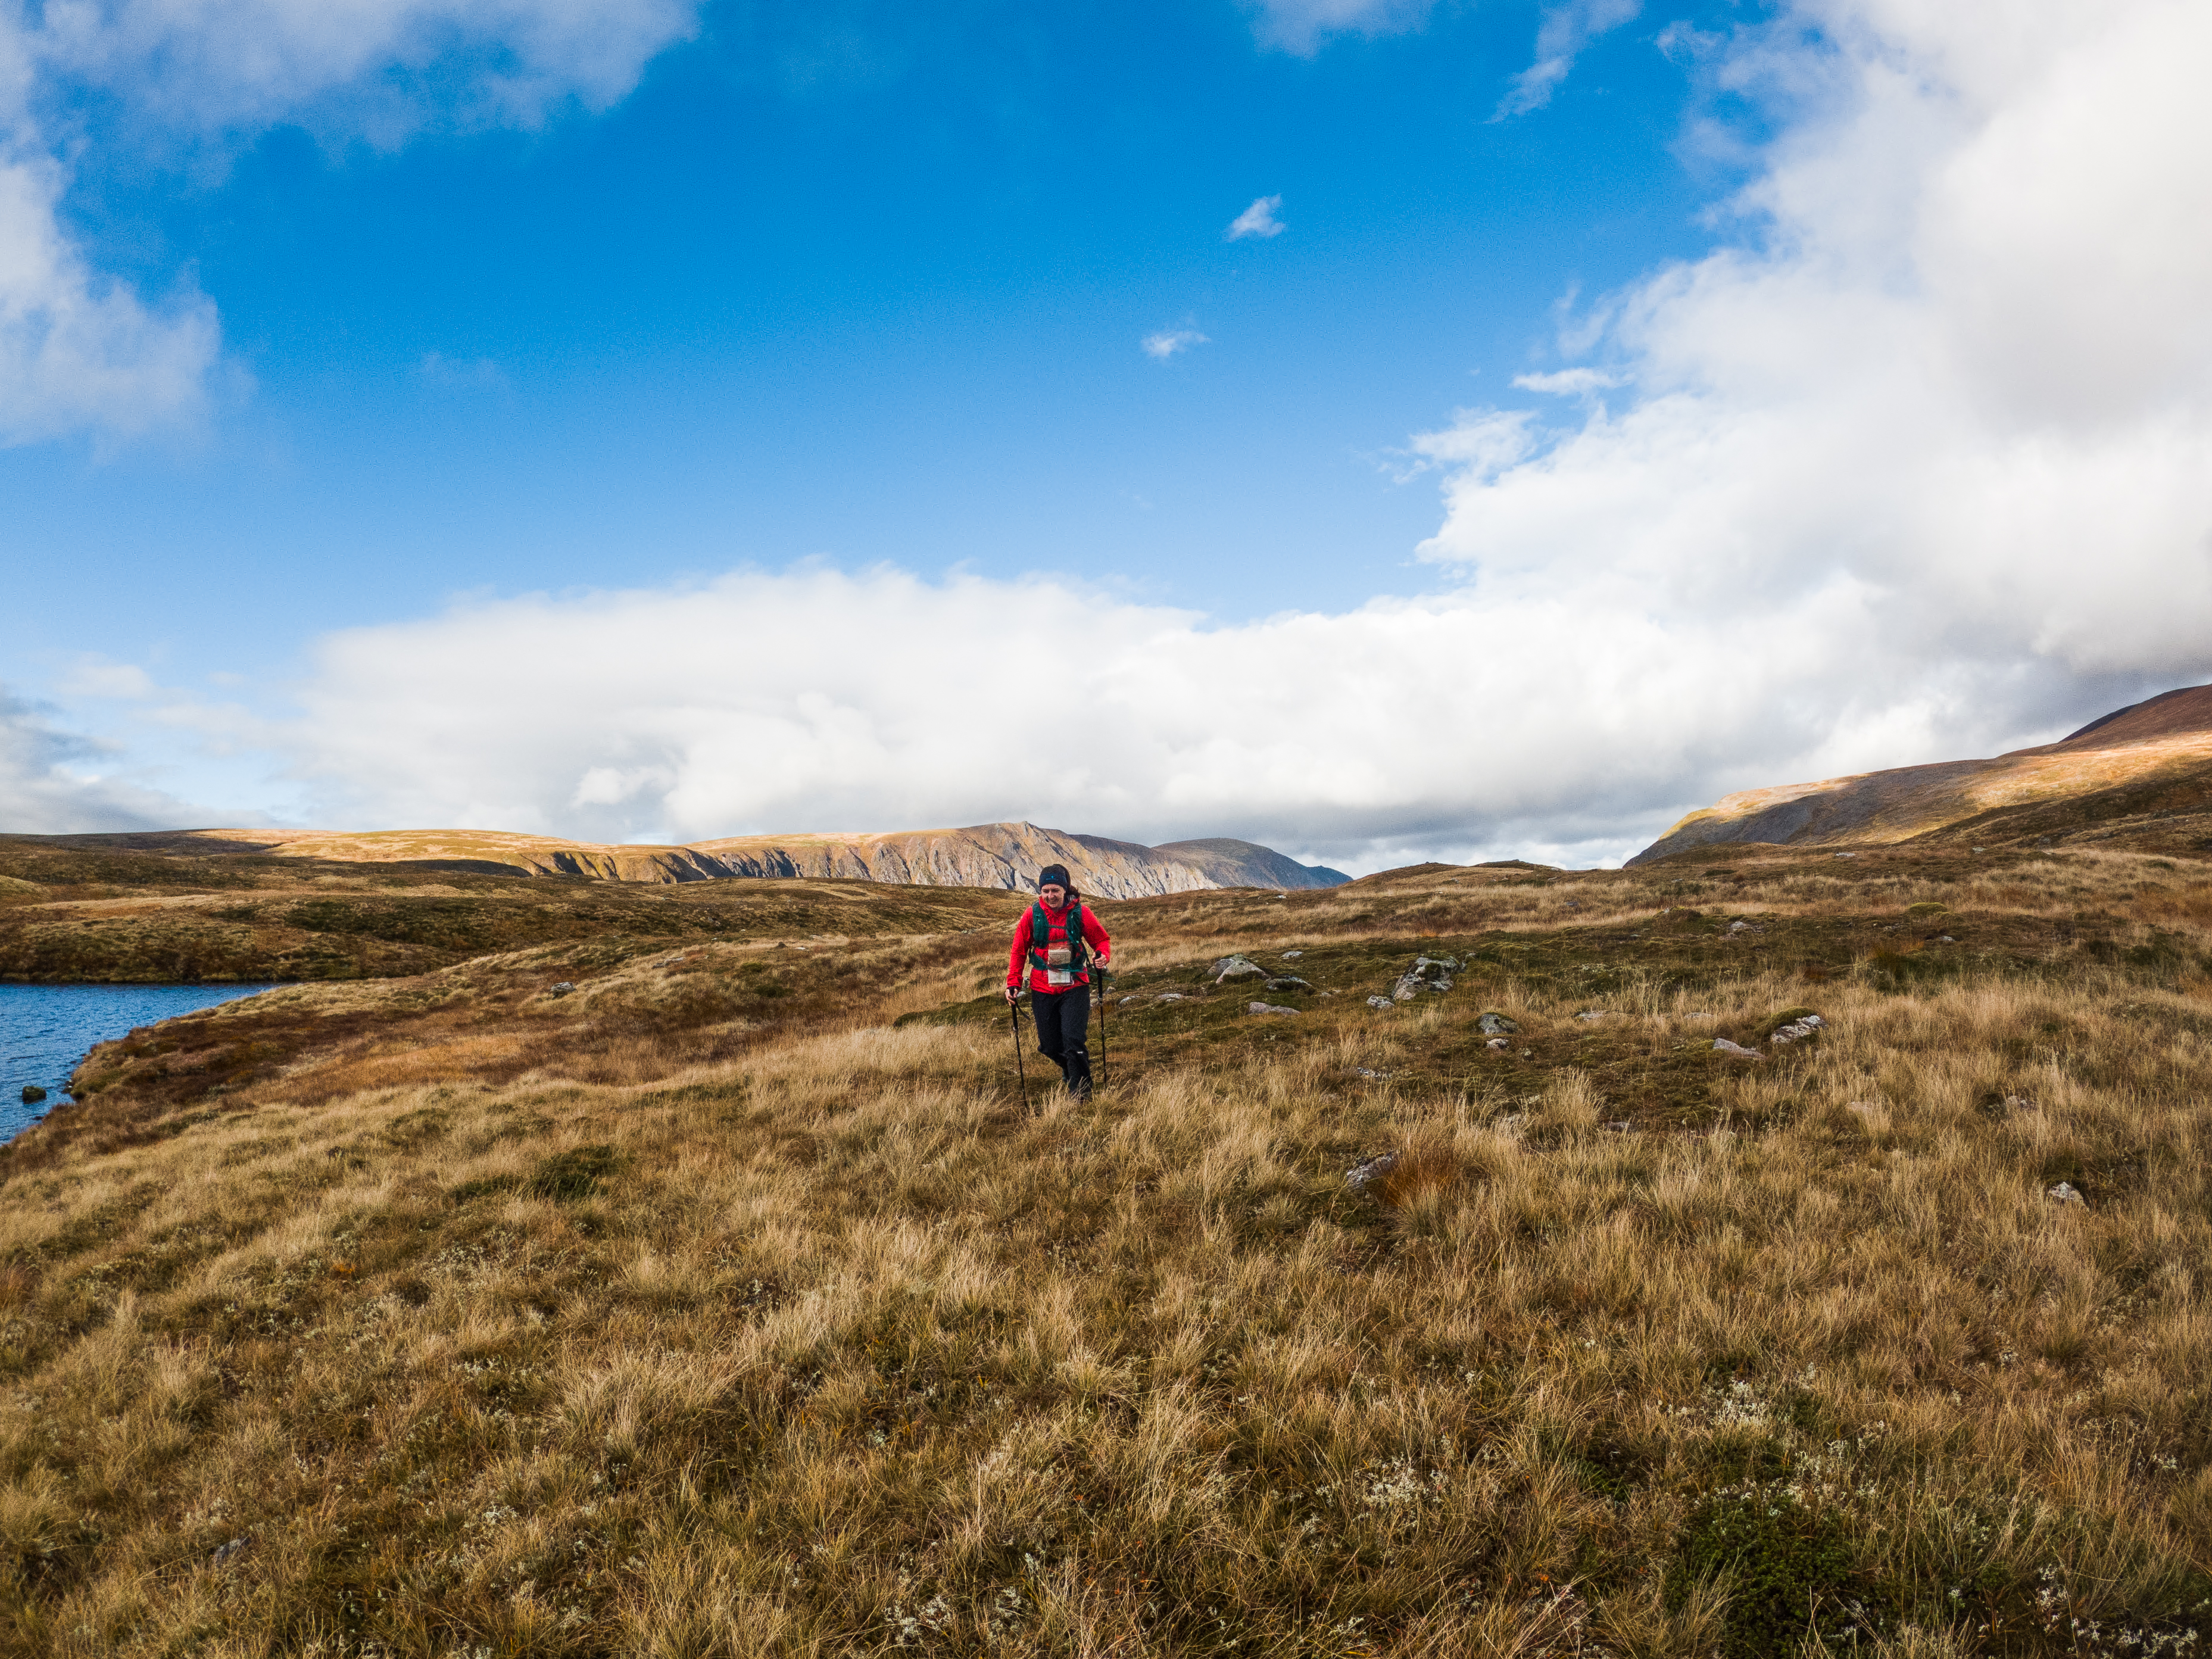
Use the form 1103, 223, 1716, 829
1476, 1012, 1518, 1036
1712, 1038, 1761, 1059
20, 1084, 46, 1105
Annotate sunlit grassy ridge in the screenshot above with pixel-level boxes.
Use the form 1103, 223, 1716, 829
5, 849, 2212, 1656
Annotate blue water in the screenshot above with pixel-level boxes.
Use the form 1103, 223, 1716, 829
1, 983, 283, 1142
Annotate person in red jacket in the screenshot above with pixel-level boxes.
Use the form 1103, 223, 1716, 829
1004, 863, 1112, 1099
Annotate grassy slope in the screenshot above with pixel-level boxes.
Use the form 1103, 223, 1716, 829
0, 839, 1019, 984
5, 850, 2212, 1654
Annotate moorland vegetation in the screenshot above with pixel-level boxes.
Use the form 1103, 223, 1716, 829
5, 846, 2212, 1655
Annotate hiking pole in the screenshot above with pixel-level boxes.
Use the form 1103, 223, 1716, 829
1096, 967, 1109, 1093
1009, 993, 1029, 1112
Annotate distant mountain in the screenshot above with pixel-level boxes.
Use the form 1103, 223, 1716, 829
57, 821, 1350, 900
1630, 685, 2212, 864
1150, 837, 1352, 890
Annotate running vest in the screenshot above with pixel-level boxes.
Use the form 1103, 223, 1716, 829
1027, 902, 1090, 989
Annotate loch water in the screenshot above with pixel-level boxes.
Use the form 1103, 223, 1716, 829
1, 983, 282, 1143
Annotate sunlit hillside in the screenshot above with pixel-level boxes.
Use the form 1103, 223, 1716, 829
6, 847, 2212, 1655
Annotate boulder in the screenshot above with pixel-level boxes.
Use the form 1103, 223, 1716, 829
2047, 1181, 2086, 1206
20, 1084, 46, 1105
1212, 955, 1266, 983
1476, 1012, 1519, 1035
1247, 1002, 1300, 1016
1712, 1038, 1761, 1059
1485, 1037, 1509, 1052
548, 981, 576, 997
1265, 975, 1312, 991
1770, 1014, 1826, 1044
1366, 995, 1396, 1011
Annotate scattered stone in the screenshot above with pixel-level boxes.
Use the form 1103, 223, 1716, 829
213, 1537, 251, 1567
1282, 950, 1303, 958
1712, 1038, 1762, 1059
1353, 1066, 1392, 1080
1603, 1121, 1633, 1134
1938, 935, 1956, 944
1770, 1014, 1826, 1044
1477, 1012, 1519, 1035
1728, 919, 1750, 933
1212, 955, 1266, 982
548, 982, 575, 997
1833, 851, 1857, 858
1575, 1009, 1610, 1021
1367, 995, 1396, 1011
2047, 1181, 2086, 1206
1486, 1037, 1509, 1051
1247, 1002, 1300, 1016
20, 1085, 45, 1105
1265, 975, 1312, 991
1346, 1152, 1399, 1193
1156, 993, 1186, 1003
2004, 1094, 2034, 1112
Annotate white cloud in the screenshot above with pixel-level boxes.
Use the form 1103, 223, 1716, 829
0, 684, 224, 833
1225, 194, 1286, 241
1430, 0, 2212, 690
1241, 0, 1436, 55
0, 0, 700, 446
1496, 0, 1642, 118
1509, 368, 1622, 398
1141, 328, 1209, 360
0, 153, 219, 445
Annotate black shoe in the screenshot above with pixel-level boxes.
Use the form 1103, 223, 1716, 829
1069, 1076, 1093, 1102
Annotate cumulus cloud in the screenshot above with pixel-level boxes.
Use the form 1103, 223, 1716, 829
1496, 0, 1642, 117
0, 684, 220, 834
1429, 0, 2212, 713
241, 0, 2212, 872
1141, 328, 1209, 360
0, 0, 698, 445
1241, 0, 1436, 55
1225, 195, 1286, 241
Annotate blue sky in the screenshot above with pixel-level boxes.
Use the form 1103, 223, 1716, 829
5, 0, 2210, 869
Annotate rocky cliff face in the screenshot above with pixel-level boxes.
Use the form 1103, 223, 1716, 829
114, 822, 1346, 899
1630, 685, 2212, 863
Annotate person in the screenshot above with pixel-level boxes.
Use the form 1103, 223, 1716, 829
1004, 863, 1112, 1099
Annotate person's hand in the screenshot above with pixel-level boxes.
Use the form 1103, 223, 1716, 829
1096, 952, 1110, 968
1003, 984, 1020, 1004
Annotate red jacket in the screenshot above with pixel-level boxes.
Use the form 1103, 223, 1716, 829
1006, 900, 1112, 994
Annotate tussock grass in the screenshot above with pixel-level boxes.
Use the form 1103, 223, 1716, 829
5, 850, 2212, 1654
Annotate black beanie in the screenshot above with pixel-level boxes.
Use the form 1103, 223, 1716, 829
1037, 863, 1072, 891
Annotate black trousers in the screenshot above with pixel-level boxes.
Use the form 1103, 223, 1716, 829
1030, 986, 1093, 1089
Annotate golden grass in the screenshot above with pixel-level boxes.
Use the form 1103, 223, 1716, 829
4, 849, 2212, 1655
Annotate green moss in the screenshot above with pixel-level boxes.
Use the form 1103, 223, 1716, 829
1671, 1490, 1880, 1657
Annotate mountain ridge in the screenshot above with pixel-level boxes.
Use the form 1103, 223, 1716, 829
1630, 684, 2212, 863
29, 821, 1350, 899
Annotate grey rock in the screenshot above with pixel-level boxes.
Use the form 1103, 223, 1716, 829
1603, 1121, 1633, 1134
2003, 1094, 2034, 1112
213, 1536, 251, 1567
20, 1084, 45, 1105
1353, 1066, 1392, 1080
1770, 1015, 1826, 1045
1728, 919, 1749, 933
548, 981, 576, 997
1476, 1012, 1519, 1036
1346, 1152, 1399, 1193
1282, 950, 1303, 958
1575, 1009, 1610, 1021
1212, 955, 1266, 982
1485, 1037, 1509, 1051
2047, 1181, 2086, 1206
1265, 975, 1311, 991
1247, 1002, 1300, 1016
1712, 1038, 1762, 1059
1366, 995, 1396, 1011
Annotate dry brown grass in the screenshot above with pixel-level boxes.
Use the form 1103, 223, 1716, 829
4, 849, 2212, 1655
